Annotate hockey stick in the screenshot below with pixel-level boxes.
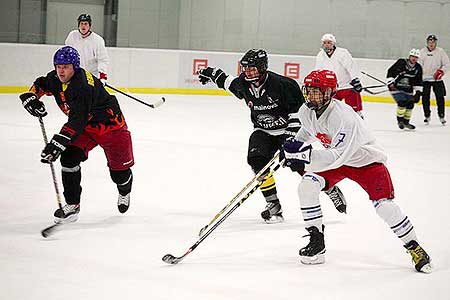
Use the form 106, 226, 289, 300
105, 84, 165, 109
198, 150, 280, 236
162, 162, 283, 265
38, 117, 65, 238
361, 71, 387, 85
364, 88, 389, 95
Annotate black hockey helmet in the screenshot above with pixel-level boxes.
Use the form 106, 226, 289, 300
426, 34, 438, 41
77, 14, 92, 26
240, 49, 268, 81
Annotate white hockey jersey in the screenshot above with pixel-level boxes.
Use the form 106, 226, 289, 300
295, 100, 387, 173
418, 47, 450, 82
65, 30, 109, 77
314, 47, 361, 88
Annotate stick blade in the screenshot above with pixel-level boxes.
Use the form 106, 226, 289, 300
41, 223, 60, 238
162, 254, 180, 265
152, 97, 166, 108
198, 225, 208, 237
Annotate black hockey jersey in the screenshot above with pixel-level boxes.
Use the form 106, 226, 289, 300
387, 59, 423, 94
227, 71, 304, 133
31, 68, 124, 141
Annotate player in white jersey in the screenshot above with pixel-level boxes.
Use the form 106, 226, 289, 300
280, 69, 432, 273
418, 34, 450, 125
65, 14, 109, 85
314, 34, 364, 118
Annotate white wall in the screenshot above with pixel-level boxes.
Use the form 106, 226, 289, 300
1, 43, 449, 100
46, 2, 104, 45
178, 0, 450, 59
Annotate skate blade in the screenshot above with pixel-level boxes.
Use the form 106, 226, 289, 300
300, 253, 325, 265
54, 214, 79, 224
419, 263, 432, 274
263, 215, 284, 224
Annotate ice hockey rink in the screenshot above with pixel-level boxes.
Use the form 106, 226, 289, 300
1, 93, 449, 300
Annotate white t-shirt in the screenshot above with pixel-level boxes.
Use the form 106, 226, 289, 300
65, 30, 109, 77
418, 47, 449, 82
295, 100, 387, 173
314, 47, 361, 89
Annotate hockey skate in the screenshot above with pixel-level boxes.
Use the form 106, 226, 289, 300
299, 225, 325, 264
261, 201, 284, 223
403, 120, 416, 131
54, 204, 80, 224
404, 240, 432, 273
440, 117, 446, 126
325, 185, 347, 213
424, 116, 430, 125
117, 193, 130, 213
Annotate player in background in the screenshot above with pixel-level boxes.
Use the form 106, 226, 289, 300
19, 46, 134, 223
65, 14, 109, 86
418, 34, 450, 125
386, 49, 423, 130
315, 33, 364, 118
280, 69, 432, 273
198, 49, 347, 223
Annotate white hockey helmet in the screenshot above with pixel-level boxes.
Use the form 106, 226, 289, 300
321, 33, 336, 44
409, 48, 420, 57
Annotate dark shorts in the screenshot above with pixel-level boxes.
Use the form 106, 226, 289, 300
317, 163, 394, 200
69, 124, 134, 171
247, 130, 283, 170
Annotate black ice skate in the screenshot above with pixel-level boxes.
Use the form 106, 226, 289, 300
299, 225, 325, 264
325, 185, 347, 213
403, 120, 416, 131
54, 204, 80, 224
117, 193, 130, 213
424, 116, 430, 125
397, 116, 405, 129
261, 201, 284, 223
440, 117, 446, 126
404, 240, 432, 273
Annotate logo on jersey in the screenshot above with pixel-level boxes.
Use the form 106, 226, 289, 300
256, 115, 287, 129
316, 133, 332, 148
253, 103, 278, 111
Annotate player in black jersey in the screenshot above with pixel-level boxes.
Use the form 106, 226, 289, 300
387, 49, 423, 130
19, 46, 134, 223
198, 49, 347, 222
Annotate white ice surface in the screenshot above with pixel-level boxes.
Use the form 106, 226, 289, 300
1, 93, 449, 300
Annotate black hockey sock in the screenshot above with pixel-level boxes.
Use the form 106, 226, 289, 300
110, 169, 133, 196
62, 165, 82, 205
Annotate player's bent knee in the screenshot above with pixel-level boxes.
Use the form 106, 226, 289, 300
110, 169, 132, 184
60, 146, 85, 168
247, 155, 269, 173
298, 173, 326, 198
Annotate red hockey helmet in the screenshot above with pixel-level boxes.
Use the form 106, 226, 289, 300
303, 70, 337, 110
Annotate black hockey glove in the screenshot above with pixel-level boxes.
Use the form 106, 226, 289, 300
350, 78, 363, 93
280, 138, 312, 173
413, 90, 422, 103
41, 134, 70, 163
19, 92, 47, 118
198, 67, 228, 88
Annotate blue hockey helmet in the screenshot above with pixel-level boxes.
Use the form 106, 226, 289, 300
53, 46, 80, 70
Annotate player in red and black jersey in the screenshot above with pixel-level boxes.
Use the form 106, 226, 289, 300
20, 46, 134, 223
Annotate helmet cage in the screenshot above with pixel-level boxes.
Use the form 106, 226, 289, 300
302, 86, 333, 110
